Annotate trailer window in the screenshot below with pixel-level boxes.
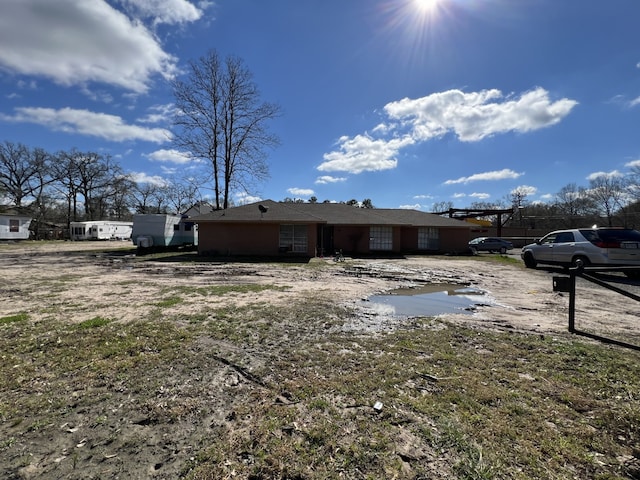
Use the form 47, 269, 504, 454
9, 219, 19, 232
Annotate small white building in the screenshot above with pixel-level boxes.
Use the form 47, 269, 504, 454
70, 221, 133, 241
0, 213, 32, 240
131, 214, 197, 248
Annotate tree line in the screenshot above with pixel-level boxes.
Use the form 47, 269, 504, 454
3, 137, 640, 235
0, 141, 202, 227
0, 49, 282, 236
432, 172, 640, 230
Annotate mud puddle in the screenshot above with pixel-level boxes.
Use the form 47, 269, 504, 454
363, 283, 494, 316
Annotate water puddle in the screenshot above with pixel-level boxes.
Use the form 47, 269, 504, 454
363, 283, 492, 317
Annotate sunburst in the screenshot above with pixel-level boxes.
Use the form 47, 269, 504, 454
413, 0, 441, 15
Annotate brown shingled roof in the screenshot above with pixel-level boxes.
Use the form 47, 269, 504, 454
192, 200, 470, 229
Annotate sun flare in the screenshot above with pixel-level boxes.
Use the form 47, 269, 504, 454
413, 0, 441, 14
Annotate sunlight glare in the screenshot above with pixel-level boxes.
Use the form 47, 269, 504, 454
413, 0, 440, 15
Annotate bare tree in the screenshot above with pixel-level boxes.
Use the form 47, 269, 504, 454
164, 180, 199, 214
132, 182, 162, 214
588, 174, 627, 226
51, 149, 126, 223
0, 141, 51, 207
431, 201, 454, 214
172, 50, 281, 210
555, 183, 596, 227
626, 163, 640, 203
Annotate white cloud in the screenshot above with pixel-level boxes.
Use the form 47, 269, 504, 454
470, 192, 490, 200
321, 87, 576, 175
0, 0, 182, 93
511, 185, 538, 196
630, 97, 640, 108
234, 192, 262, 205
146, 148, 194, 164
452, 193, 466, 198
315, 175, 346, 184
399, 203, 422, 210
625, 159, 640, 168
137, 104, 175, 124
117, 0, 204, 25
128, 171, 168, 186
0, 107, 171, 142
318, 134, 414, 174
287, 187, 314, 196
444, 168, 523, 185
586, 170, 623, 181
384, 87, 578, 142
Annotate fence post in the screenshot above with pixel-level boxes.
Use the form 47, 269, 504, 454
568, 270, 576, 333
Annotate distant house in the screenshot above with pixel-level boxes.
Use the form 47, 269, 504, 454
0, 212, 32, 240
192, 200, 472, 257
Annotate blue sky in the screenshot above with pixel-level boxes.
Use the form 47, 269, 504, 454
1, 0, 639, 211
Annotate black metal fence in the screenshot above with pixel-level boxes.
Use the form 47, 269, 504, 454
553, 266, 640, 351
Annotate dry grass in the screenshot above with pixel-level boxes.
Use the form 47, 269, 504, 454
0, 243, 639, 479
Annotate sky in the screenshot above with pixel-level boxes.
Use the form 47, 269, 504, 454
1, 0, 640, 211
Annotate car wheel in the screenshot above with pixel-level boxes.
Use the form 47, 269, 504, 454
523, 252, 537, 268
571, 256, 590, 269
499, 247, 507, 254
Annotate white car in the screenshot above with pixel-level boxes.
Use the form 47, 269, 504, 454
521, 228, 640, 276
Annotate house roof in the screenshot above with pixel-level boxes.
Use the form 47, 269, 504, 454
192, 200, 471, 229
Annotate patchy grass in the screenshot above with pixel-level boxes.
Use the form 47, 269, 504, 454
183, 319, 640, 479
0, 312, 28, 325
165, 284, 289, 297
2, 291, 639, 479
76, 316, 111, 329
1, 249, 639, 479
153, 295, 184, 308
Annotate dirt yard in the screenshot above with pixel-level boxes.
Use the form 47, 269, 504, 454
2, 240, 637, 336
1, 241, 639, 479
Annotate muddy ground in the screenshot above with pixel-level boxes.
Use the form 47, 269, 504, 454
1, 241, 638, 479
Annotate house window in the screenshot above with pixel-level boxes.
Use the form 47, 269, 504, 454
9, 219, 19, 233
418, 227, 439, 250
184, 222, 193, 232
173, 224, 180, 231
279, 224, 308, 253
369, 226, 393, 250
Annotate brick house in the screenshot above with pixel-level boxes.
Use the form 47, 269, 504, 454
192, 200, 472, 257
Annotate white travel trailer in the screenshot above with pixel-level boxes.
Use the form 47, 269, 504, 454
131, 214, 198, 248
0, 214, 32, 240
69, 221, 133, 241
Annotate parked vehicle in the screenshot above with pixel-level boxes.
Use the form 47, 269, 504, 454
131, 214, 197, 249
521, 228, 640, 276
69, 221, 133, 240
469, 237, 513, 254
